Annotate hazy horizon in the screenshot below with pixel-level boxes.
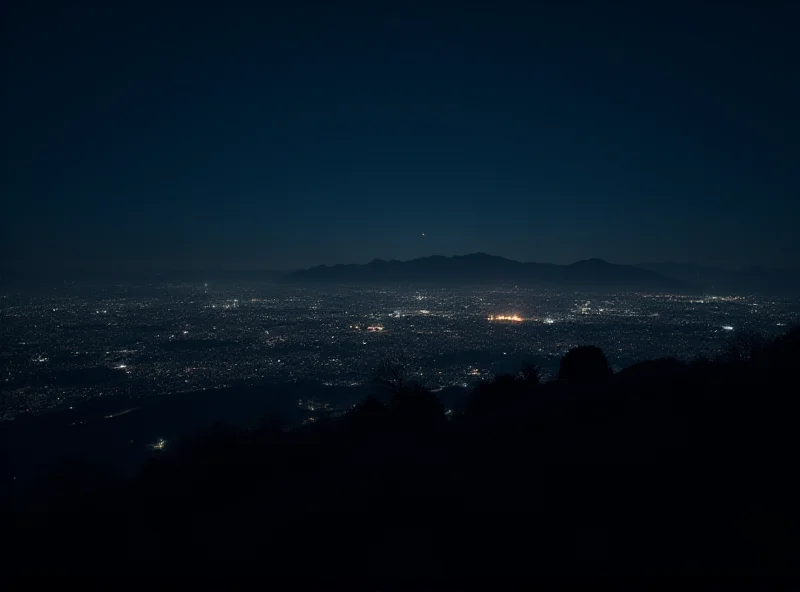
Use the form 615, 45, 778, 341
3, 251, 799, 277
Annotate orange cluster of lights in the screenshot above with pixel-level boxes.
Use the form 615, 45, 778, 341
487, 314, 524, 322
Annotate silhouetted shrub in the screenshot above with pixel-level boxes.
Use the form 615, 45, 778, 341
558, 346, 612, 384
356, 394, 387, 415
518, 361, 541, 386
373, 354, 416, 395
389, 384, 445, 431
464, 368, 538, 417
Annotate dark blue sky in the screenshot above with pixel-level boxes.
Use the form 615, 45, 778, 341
3, 0, 798, 272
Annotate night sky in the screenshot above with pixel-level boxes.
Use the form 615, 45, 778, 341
3, 0, 798, 273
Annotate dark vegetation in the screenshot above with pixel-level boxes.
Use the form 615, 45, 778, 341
5, 328, 800, 577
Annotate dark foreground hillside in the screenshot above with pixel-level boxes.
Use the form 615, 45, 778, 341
6, 329, 800, 579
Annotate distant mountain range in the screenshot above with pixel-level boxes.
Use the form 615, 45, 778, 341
284, 253, 800, 294
284, 253, 682, 291
5, 256, 795, 295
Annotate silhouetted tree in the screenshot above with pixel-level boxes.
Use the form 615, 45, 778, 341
462, 363, 541, 417
389, 383, 445, 431
355, 394, 387, 415
465, 374, 521, 417
373, 354, 415, 395
517, 361, 541, 386
558, 345, 612, 384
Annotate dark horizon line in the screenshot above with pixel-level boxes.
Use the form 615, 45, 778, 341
2, 252, 798, 278
304, 253, 798, 273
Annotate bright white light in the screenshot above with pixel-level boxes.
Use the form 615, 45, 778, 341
544, 318, 555, 324
722, 326, 734, 331
116, 364, 127, 369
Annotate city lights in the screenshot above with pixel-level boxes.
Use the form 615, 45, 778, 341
2, 283, 795, 421
487, 314, 524, 322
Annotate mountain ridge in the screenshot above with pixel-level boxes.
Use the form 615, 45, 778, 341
283, 253, 682, 291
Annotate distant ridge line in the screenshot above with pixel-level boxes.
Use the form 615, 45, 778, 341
283, 253, 682, 291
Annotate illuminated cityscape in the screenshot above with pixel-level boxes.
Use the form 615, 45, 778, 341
1, 282, 797, 421
487, 314, 525, 322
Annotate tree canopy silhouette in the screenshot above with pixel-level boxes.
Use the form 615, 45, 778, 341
558, 345, 613, 384
6, 327, 800, 578
464, 362, 540, 417
389, 383, 445, 432
373, 353, 418, 395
